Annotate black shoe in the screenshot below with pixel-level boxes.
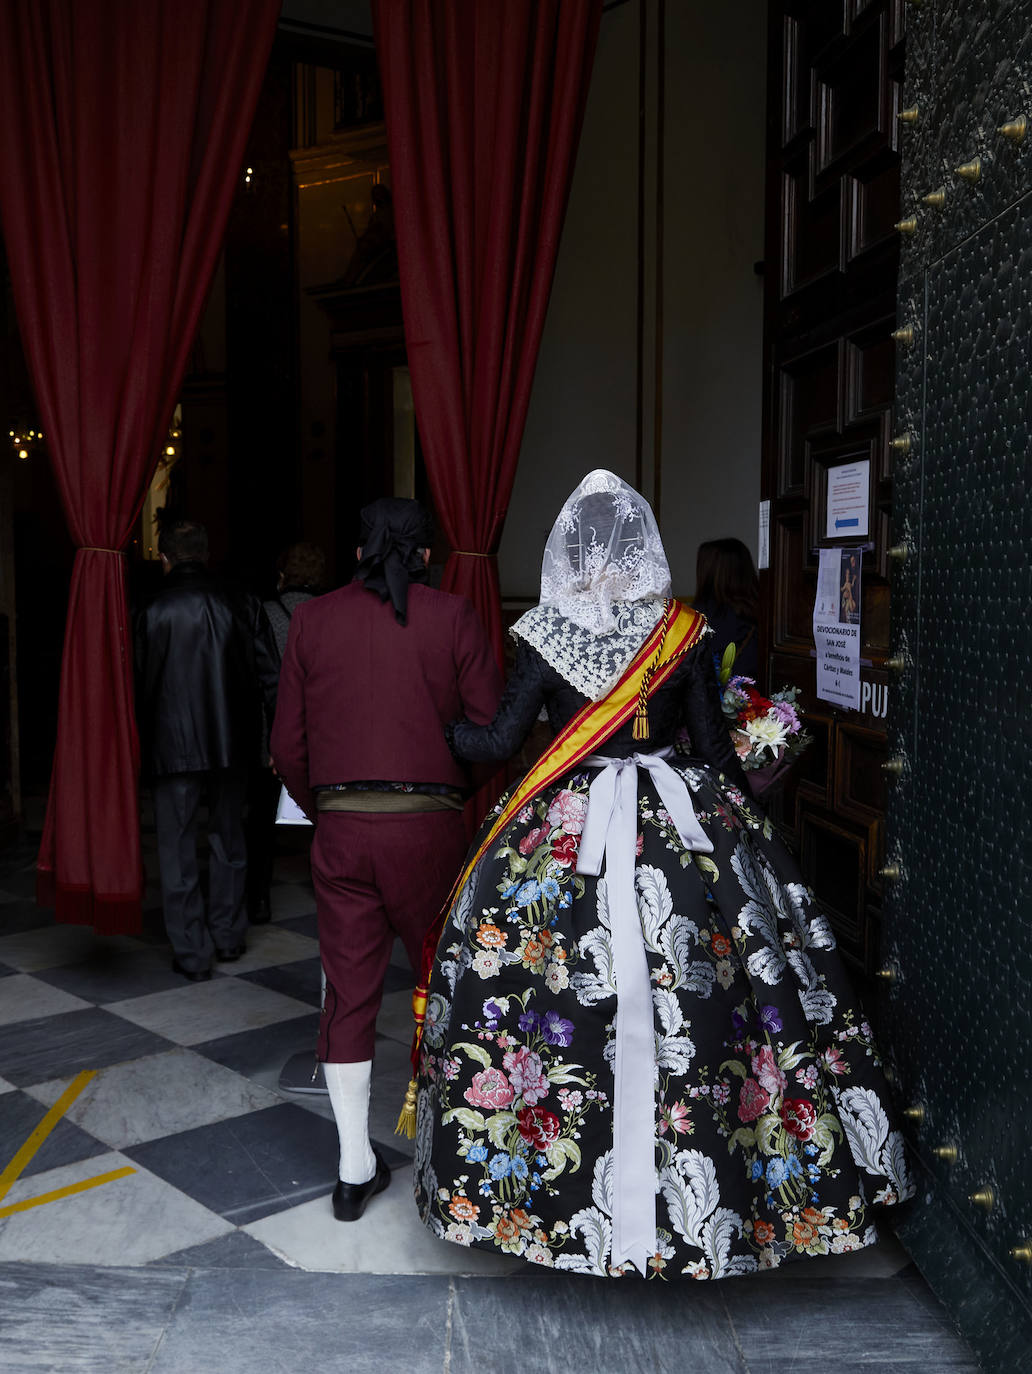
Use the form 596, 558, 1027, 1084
331, 1150, 390, 1222
248, 897, 272, 925
172, 959, 213, 982
215, 944, 246, 962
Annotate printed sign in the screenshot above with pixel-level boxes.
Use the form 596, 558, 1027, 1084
813, 547, 861, 710
860, 679, 889, 719
826, 460, 870, 538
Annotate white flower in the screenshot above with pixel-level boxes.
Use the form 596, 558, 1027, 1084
830, 1233, 862, 1254
682, 1260, 710, 1279
445, 1222, 474, 1247
744, 714, 789, 752
715, 958, 734, 990
545, 961, 570, 992
524, 1243, 554, 1267
472, 949, 502, 978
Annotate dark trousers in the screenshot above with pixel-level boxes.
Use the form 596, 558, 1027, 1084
311, 810, 468, 1062
153, 770, 249, 972
245, 767, 281, 908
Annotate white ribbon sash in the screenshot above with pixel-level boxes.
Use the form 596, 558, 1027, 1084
575, 749, 713, 1275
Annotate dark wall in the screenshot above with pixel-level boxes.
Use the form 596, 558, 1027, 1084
223, 40, 300, 595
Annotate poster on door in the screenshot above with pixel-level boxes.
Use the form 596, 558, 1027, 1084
826, 460, 870, 538
813, 547, 862, 710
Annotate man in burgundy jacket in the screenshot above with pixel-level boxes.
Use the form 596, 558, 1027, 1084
270, 499, 501, 1221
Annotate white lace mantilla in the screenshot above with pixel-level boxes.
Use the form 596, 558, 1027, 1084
539, 469, 672, 634
511, 599, 668, 701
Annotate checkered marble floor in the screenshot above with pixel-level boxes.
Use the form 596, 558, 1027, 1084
0, 827, 982, 1372
0, 827, 528, 1279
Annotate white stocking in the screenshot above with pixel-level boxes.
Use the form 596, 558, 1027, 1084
323, 1060, 376, 1185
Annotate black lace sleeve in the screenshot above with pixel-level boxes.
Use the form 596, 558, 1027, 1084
681, 639, 749, 789
448, 639, 550, 763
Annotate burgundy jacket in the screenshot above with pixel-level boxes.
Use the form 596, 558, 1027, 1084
270, 581, 502, 818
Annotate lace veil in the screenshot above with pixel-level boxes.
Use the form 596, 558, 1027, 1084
512, 470, 675, 700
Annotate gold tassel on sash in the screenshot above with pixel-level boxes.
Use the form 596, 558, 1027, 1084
395, 984, 428, 1137
632, 673, 652, 741
395, 1077, 418, 1138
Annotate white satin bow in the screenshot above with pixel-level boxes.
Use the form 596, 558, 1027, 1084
575, 749, 713, 1275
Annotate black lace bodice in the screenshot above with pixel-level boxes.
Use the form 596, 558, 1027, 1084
449, 635, 748, 787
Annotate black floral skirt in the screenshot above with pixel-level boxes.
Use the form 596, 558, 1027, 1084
414, 760, 913, 1278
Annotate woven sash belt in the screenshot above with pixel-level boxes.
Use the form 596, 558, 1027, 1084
316, 790, 463, 814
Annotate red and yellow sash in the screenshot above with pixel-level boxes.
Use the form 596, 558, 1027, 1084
395, 599, 705, 1133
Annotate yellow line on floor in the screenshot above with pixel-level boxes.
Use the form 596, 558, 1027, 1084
0, 1166, 137, 1219
0, 1069, 97, 1204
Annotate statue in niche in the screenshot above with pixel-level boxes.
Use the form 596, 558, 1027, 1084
340, 184, 398, 288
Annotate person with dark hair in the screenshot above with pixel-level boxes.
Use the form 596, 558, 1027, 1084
135, 519, 279, 980
264, 542, 328, 658
245, 541, 329, 924
693, 536, 760, 680
270, 497, 501, 1222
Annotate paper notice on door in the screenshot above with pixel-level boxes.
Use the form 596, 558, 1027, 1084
757, 499, 770, 570
813, 547, 862, 710
826, 460, 870, 538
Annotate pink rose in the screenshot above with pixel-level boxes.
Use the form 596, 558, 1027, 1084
547, 789, 588, 836
737, 1077, 770, 1122
502, 1046, 550, 1105
751, 1046, 787, 1099
464, 1066, 514, 1111
519, 825, 550, 856
781, 1098, 818, 1141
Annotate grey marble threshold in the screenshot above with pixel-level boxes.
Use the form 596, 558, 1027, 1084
0, 1261, 981, 1374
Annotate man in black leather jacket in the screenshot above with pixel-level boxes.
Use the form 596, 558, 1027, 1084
135, 520, 279, 980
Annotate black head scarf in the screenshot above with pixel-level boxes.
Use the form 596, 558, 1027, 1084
355, 497, 434, 625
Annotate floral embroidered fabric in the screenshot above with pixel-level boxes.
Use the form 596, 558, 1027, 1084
414, 763, 914, 1278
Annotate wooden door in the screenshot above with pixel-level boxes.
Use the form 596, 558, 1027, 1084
761, 0, 906, 972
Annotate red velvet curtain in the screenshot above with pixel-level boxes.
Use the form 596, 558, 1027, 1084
0, 0, 281, 933
372, 0, 602, 666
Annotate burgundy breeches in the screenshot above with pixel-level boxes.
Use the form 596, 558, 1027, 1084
310, 809, 468, 1062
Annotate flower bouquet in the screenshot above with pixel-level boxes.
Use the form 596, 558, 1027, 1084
717, 644, 811, 797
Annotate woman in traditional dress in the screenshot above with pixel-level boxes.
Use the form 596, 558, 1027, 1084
412, 470, 912, 1278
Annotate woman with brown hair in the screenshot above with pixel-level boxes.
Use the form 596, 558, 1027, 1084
693, 537, 759, 680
